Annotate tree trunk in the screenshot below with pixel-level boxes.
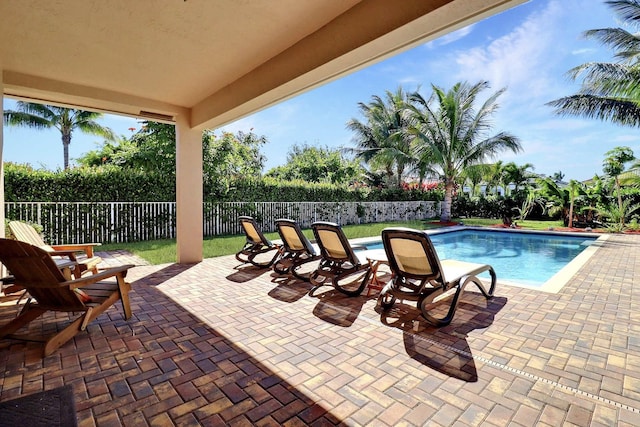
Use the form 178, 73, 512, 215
568, 198, 574, 228
62, 132, 71, 170
441, 179, 454, 222
616, 178, 624, 227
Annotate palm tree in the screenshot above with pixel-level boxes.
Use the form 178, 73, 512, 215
602, 146, 635, 226
547, 0, 640, 126
552, 170, 565, 184
484, 161, 505, 196
537, 176, 571, 224
566, 179, 585, 228
502, 162, 535, 195
406, 81, 522, 222
3, 102, 115, 169
460, 164, 490, 197
346, 87, 414, 188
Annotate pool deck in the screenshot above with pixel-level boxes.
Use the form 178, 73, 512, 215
0, 233, 639, 426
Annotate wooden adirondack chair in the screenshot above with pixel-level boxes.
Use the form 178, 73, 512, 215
8, 220, 102, 278
0, 238, 134, 356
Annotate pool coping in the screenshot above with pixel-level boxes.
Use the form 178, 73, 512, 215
351, 225, 608, 294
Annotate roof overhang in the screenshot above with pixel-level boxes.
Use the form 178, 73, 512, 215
1, 0, 527, 129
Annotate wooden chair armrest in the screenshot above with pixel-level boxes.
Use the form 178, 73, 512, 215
52, 243, 101, 249
51, 243, 101, 257
64, 264, 134, 288
48, 249, 79, 259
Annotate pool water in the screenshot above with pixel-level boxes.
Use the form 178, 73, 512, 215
365, 229, 597, 287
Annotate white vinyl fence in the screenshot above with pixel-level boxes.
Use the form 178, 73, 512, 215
5, 201, 440, 244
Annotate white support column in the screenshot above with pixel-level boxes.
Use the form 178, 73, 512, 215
0, 65, 5, 241
175, 114, 203, 263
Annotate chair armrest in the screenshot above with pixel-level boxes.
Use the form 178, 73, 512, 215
47, 249, 79, 259
51, 243, 101, 257
64, 264, 134, 288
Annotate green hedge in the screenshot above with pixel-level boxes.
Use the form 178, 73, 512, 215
4, 164, 443, 203
5, 164, 174, 202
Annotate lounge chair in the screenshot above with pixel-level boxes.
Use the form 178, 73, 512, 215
379, 227, 496, 326
0, 238, 134, 356
309, 221, 373, 296
235, 216, 281, 268
8, 220, 102, 278
273, 219, 321, 281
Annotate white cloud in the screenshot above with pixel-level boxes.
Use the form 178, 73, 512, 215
435, 24, 475, 46
452, 1, 564, 96
571, 48, 596, 55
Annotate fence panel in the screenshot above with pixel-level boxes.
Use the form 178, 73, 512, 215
5, 201, 440, 244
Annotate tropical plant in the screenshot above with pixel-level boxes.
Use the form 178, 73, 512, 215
536, 177, 572, 223
552, 170, 565, 183
627, 217, 640, 231
346, 87, 415, 188
547, 0, 640, 126
502, 162, 535, 195
602, 146, 635, 226
483, 161, 505, 195
77, 136, 137, 168
460, 164, 490, 197
406, 81, 522, 222
513, 189, 544, 221
3, 102, 116, 169
596, 198, 640, 232
566, 179, 586, 228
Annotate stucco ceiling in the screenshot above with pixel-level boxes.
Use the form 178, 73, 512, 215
1, 0, 526, 130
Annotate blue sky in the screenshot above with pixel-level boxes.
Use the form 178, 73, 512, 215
2, 0, 637, 181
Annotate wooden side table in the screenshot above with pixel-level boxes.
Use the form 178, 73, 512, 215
365, 249, 389, 296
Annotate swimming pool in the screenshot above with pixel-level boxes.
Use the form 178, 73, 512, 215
363, 228, 601, 291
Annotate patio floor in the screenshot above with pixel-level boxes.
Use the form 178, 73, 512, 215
0, 233, 639, 426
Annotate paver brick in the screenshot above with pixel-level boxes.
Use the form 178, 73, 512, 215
1, 235, 640, 425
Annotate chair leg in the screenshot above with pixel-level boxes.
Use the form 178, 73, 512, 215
44, 313, 88, 356
44, 290, 124, 356
248, 247, 281, 268
419, 286, 463, 327
118, 278, 133, 320
333, 267, 371, 297
0, 307, 47, 338
419, 272, 495, 326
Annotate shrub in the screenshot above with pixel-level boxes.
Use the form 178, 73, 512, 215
5, 163, 443, 203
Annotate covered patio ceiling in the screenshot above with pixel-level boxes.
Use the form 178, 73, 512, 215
1, 0, 527, 129
0, 0, 526, 262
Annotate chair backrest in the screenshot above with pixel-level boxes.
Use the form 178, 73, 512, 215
382, 227, 444, 283
0, 238, 85, 310
239, 216, 271, 246
311, 221, 360, 265
8, 221, 55, 252
275, 219, 316, 255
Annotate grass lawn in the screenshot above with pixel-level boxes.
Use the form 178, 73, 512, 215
458, 218, 564, 229
99, 218, 564, 265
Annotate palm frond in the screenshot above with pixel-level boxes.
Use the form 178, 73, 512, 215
3, 111, 52, 129
584, 27, 640, 61
548, 94, 640, 126
605, 0, 640, 25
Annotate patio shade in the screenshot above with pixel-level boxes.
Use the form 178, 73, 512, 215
0, 0, 526, 262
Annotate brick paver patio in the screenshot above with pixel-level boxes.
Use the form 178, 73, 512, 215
0, 233, 639, 426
